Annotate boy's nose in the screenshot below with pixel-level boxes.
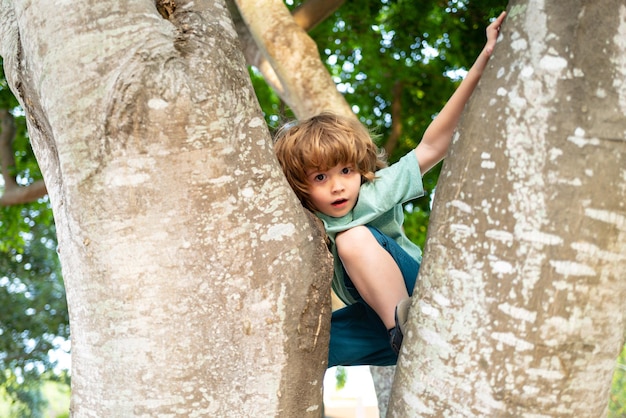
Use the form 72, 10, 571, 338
331, 178, 344, 192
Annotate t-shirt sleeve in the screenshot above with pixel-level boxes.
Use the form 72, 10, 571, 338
353, 151, 424, 217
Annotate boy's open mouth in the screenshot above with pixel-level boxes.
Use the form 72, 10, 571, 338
332, 198, 348, 207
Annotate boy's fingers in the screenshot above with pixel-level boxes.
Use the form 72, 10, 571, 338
496, 11, 507, 26
489, 11, 506, 29
487, 11, 506, 38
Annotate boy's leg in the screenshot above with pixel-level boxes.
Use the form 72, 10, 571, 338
335, 225, 408, 329
329, 226, 420, 365
328, 301, 398, 368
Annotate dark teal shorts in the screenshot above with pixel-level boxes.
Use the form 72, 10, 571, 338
328, 226, 420, 367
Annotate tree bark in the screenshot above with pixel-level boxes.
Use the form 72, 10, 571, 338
291, 0, 345, 32
0, 0, 332, 416
233, 0, 353, 119
0, 0, 349, 204
389, 0, 626, 416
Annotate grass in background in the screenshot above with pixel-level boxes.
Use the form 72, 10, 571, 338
609, 344, 626, 417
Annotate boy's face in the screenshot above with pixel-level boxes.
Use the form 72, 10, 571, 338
305, 163, 361, 217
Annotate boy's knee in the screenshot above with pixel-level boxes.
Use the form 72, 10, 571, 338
336, 226, 374, 258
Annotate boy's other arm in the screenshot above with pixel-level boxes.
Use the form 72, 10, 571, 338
414, 11, 506, 175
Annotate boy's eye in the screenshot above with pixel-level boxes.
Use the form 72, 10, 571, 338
341, 167, 352, 174
314, 174, 326, 182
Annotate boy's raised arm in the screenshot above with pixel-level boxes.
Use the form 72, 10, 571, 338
414, 11, 507, 174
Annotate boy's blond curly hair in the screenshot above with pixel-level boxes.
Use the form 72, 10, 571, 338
274, 112, 387, 211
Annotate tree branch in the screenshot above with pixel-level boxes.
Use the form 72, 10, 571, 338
384, 80, 404, 156
0, 109, 17, 189
231, 0, 351, 119
0, 109, 47, 206
291, 0, 345, 32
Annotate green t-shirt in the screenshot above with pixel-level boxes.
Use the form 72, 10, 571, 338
316, 151, 425, 305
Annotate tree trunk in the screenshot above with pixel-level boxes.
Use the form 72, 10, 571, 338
389, 0, 626, 416
0, 0, 332, 416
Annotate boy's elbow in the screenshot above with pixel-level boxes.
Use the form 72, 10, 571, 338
414, 144, 446, 174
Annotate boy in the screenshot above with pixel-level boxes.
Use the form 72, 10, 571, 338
274, 12, 506, 367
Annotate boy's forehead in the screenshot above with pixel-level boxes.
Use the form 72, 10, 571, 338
305, 162, 354, 174
305, 165, 324, 175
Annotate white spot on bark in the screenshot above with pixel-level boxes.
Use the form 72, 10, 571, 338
549, 260, 596, 276
419, 328, 453, 352
548, 147, 563, 161
539, 55, 567, 72
527, 367, 565, 380
522, 385, 541, 396
248, 117, 265, 128
490, 259, 513, 275
547, 171, 582, 186
571, 241, 626, 262
481, 160, 496, 169
518, 230, 563, 246
485, 229, 514, 242
476, 391, 506, 411
567, 128, 600, 147
584, 208, 626, 230
491, 332, 534, 351
240, 187, 254, 198
418, 300, 440, 318
448, 200, 472, 213
498, 302, 537, 323
449, 224, 474, 237
148, 98, 169, 109
508, 94, 528, 109
261, 223, 296, 241
432, 292, 451, 307
208, 175, 234, 185
449, 269, 472, 281
540, 314, 595, 347
520, 66, 534, 78
511, 38, 528, 52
